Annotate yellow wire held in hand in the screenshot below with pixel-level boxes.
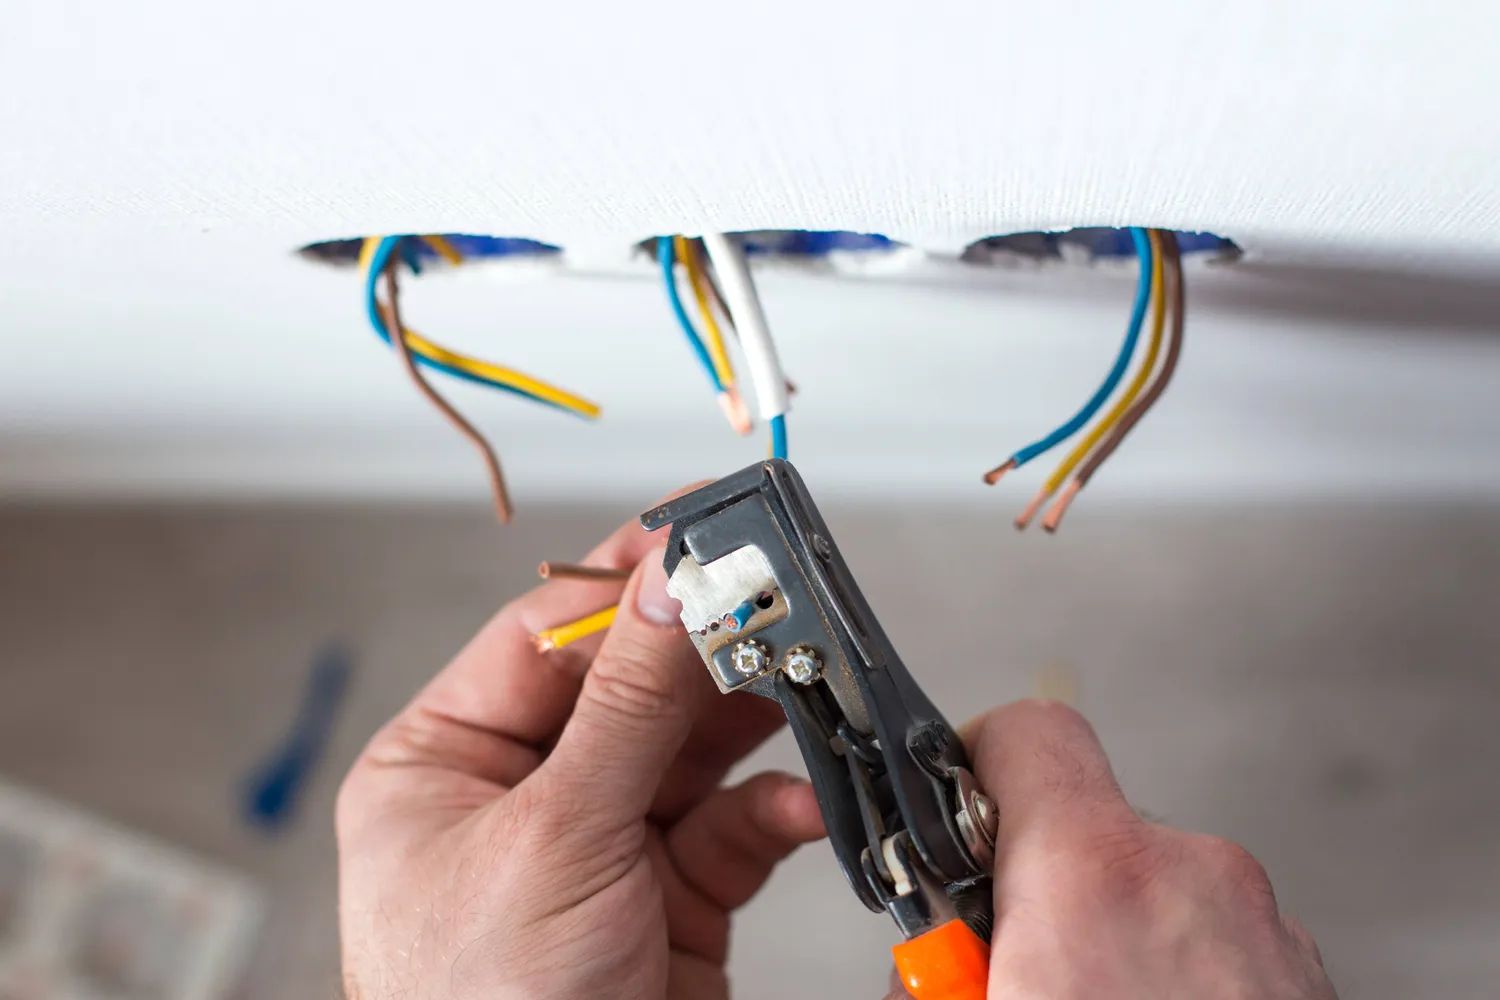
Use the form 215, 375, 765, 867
533, 605, 618, 652
1016, 228, 1167, 529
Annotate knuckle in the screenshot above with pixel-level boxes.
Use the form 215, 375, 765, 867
1073, 821, 1171, 903
585, 638, 680, 721
1197, 835, 1278, 912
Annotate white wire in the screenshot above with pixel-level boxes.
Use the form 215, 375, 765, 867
701, 232, 790, 421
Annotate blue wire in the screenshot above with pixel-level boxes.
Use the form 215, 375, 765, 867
363, 236, 576, 415
770, 414, 788, 460
1006, 227, 1154, 469
657, 237, 724, 393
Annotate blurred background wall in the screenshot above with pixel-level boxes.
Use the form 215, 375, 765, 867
2, 501, 1497, 999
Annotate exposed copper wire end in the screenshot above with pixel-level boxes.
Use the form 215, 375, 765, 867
1042, 480, 1083, 534
381, 259, 514, 524
532, 634, 558, 653
1014, 487, 1053, 531
983, 459, 1016, 486
716, 388, 753, 435
537, 561, 632, 582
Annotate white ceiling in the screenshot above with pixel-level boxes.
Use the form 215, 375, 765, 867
2, 1, 1499, 504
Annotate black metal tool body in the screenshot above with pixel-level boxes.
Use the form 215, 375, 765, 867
641, 459, 994, 939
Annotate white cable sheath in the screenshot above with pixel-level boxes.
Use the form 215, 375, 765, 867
701, 232, 790, 420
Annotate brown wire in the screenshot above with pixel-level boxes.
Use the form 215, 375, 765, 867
537, 561, 632, 582
1074, 231, 1185, 487
381, 257, 514, 524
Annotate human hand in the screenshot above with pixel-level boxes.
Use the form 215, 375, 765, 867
336, 513, 827, 1000
888, 701, 1336, 999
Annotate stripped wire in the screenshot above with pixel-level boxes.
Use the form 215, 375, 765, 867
362, 236, 600, 419
1016, 229, 1167, 529
659, 236, 752, 435
702, 232, 792, 460
679, 236, 751, 434
379, 249, 514, 524
533, 605, 618, 653
1043, 231, 1186, 532
985, 226, 1154, 485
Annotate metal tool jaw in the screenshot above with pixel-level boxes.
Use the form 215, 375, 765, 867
641, 459, 997, 942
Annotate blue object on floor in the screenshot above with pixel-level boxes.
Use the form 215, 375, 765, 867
241, 642, 353, 831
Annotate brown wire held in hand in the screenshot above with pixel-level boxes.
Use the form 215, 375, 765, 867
537, 561, 632, 582
381, 254, 515, 524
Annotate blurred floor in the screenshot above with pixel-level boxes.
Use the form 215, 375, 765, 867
0, 501, 1497, 999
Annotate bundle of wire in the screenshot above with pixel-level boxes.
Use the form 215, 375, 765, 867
362, 235, 600, 523
659, 234, 791, 460
985, 228, 1186, 531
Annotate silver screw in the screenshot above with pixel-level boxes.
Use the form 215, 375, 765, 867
973, 793, 996, 833
782, 645, 823, 685
731, 640, 768, 676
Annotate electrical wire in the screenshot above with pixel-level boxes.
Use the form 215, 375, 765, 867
679, 236, 751, 434
362, 236, 601, 419
658, 236, 724, 393
1016, 229, 1166, 529
702, 232, 792, 448
984, 226, 1154, 485
380, 253, 514, 524
677, 236, 735, 388
420, 234, 465, 266
770, 413, 788, 460
538, 561, 632, 581
1043, 232, 1186, 532
533, 605, 618, 652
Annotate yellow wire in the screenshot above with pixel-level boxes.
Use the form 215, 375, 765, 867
363, 236, 601, 420
420, 234, 465, 266
1039, 228, 1167, 494
675, 236, 735, 388
402, 328, 602, 419
358, 236, 380, 272
534, 605, 618, 651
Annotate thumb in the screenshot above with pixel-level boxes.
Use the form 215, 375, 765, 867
541, 542, 707, 828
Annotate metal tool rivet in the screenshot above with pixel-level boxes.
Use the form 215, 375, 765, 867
782, 645, 823, 685
811, 534, 833, 560
731, 640, 769, 676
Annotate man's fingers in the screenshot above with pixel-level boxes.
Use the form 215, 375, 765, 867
665, 771, 826, 912
541, 543, 708, 828
964, 699, 1138, 849
648, 690, 788, 824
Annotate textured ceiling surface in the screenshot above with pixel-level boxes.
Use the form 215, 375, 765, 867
5, 1, 1499, 250
2, 1, 1498, 501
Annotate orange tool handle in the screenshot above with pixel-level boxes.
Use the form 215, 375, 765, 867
891, 918, 990, 1000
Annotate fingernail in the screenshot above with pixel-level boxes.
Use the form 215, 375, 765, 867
636, 547, 683, 626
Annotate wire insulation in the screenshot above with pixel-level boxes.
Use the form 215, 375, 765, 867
1044, 233, 1187, 532
677, 236, 736, 388
362, 236, 600, 419
1017, 229, 1167, 527
381, 249, 514, 524
1076, 233, 1186, 488
770, 414, 788, 460
658, 237, 725, 393
702, 232, 791, 421
994, 227, 1154, 474
538, 561, 632, 581
533, 605, 618, 652
420, 234, 465, 266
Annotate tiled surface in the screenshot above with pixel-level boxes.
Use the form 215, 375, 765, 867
0, 502, 1496, 998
